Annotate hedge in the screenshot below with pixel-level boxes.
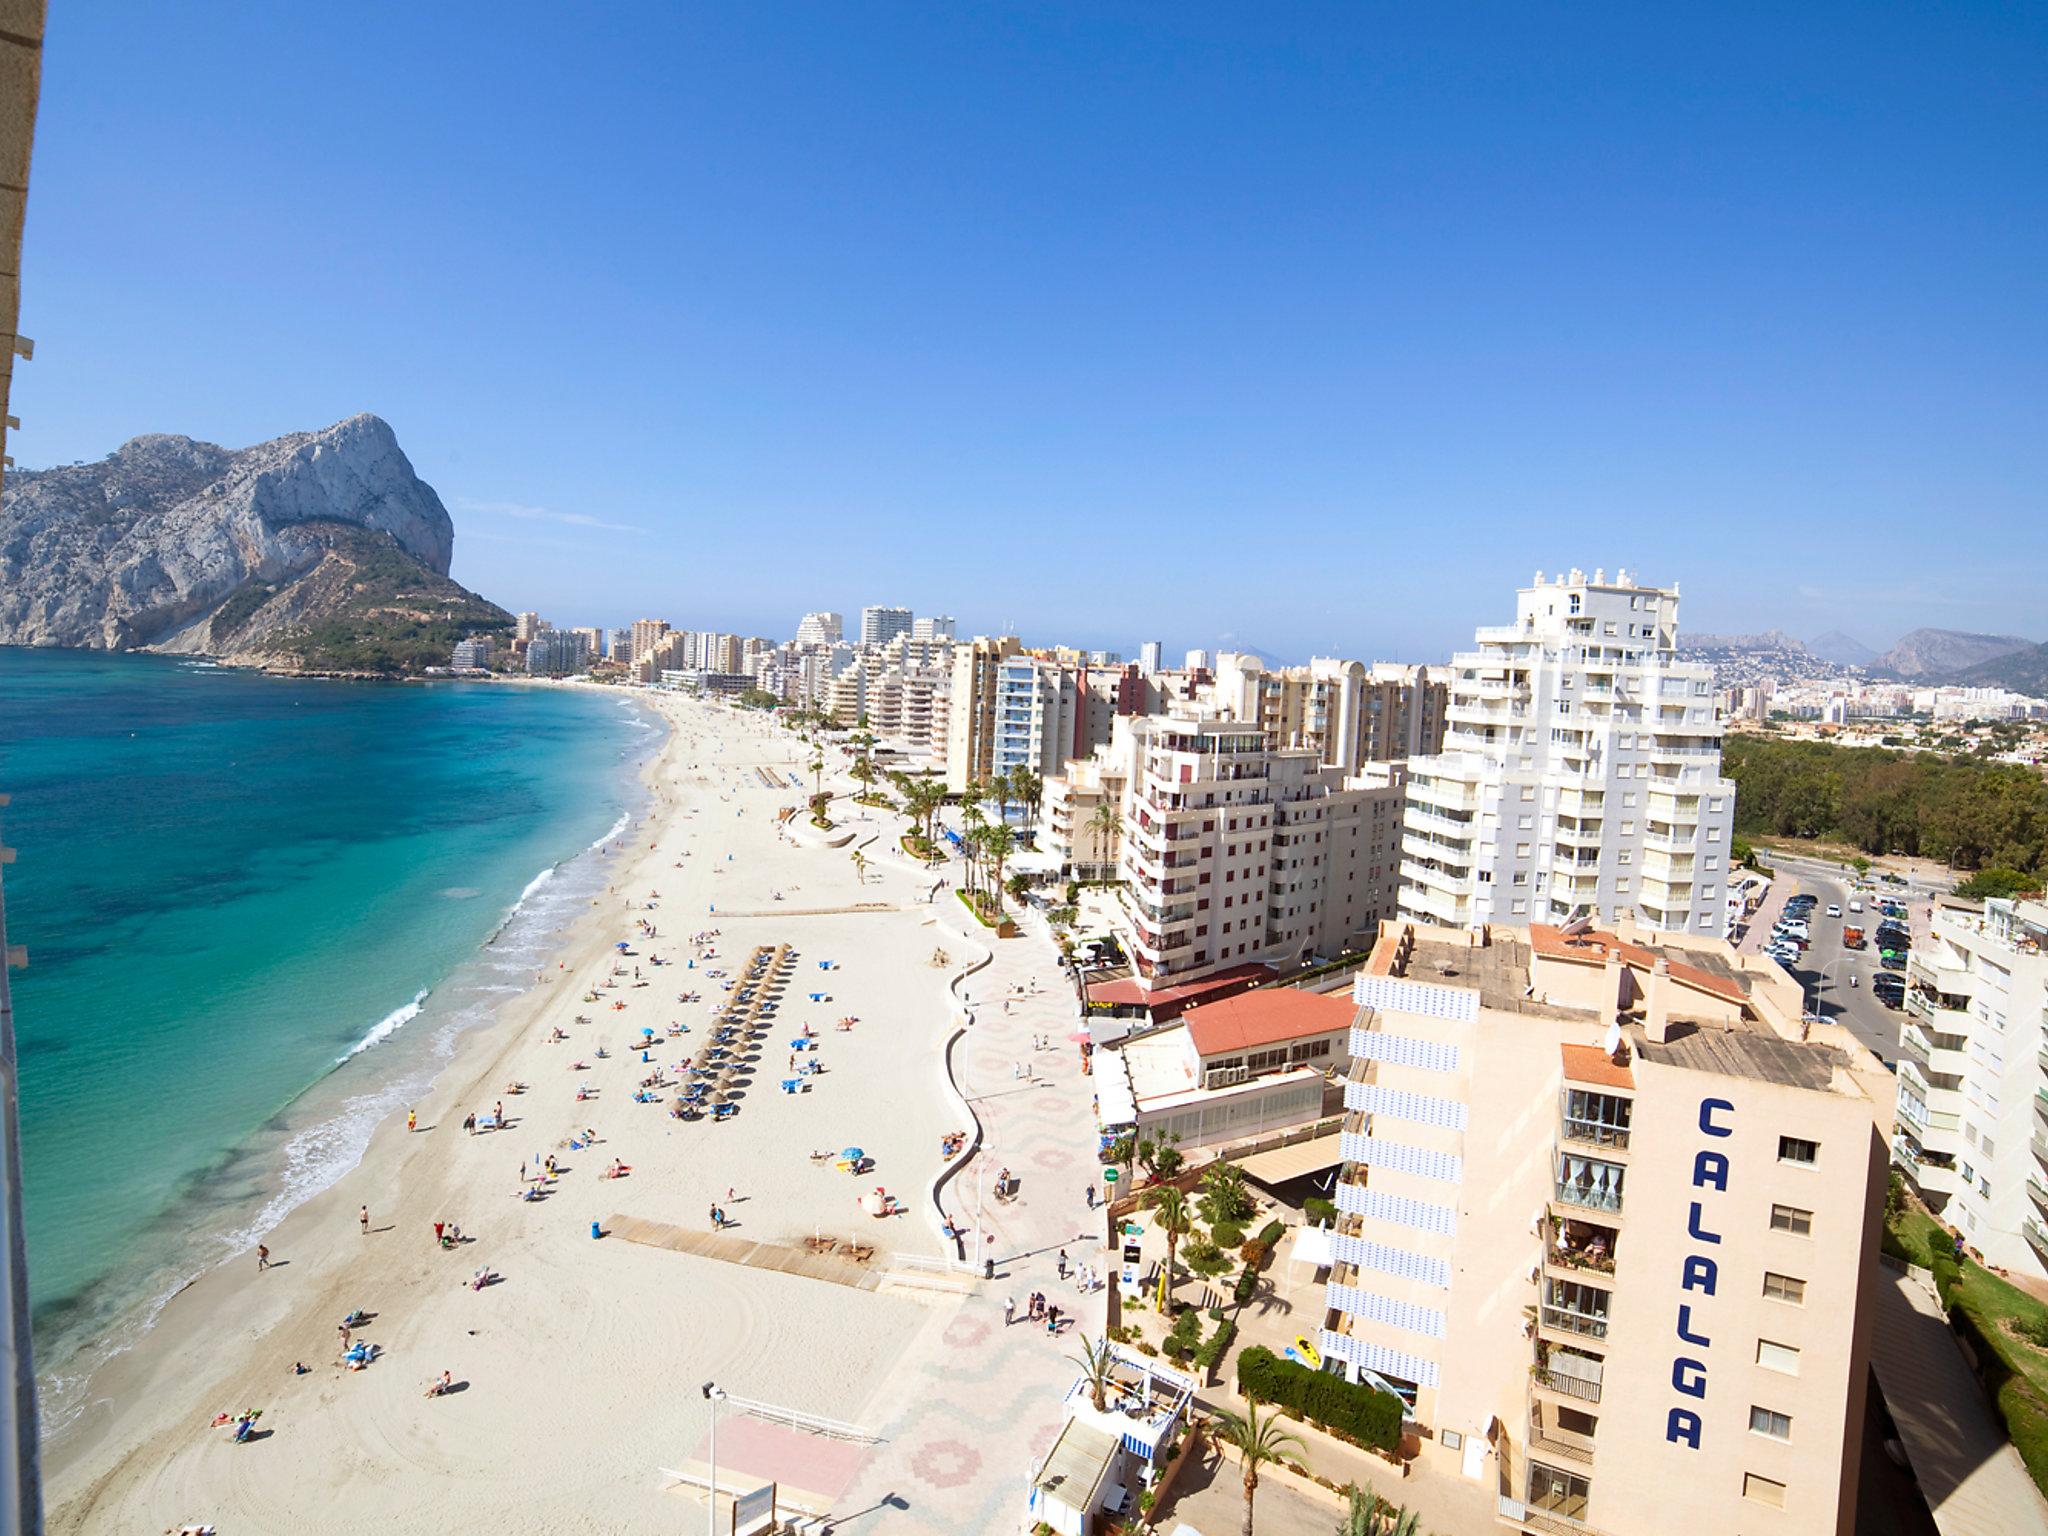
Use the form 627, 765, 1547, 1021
1233, 1264, 1260, 1304
1194, 1316, 1237, 1372
1256, 1218, 1286, 1248
1236, 1345, 1403, 1452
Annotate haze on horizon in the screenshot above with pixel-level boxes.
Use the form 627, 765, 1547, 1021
12, 3, 2045, 662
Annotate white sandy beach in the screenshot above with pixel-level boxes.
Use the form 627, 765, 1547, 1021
41, 693, 990, 1534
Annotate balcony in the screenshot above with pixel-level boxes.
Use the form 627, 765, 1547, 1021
1560, 1118, 1630, 1152
1529, 1403, 1598, 1467
1533, 1350, 1604, 1404
2028, 1219, 2048, 1264
1540, 1303, 1610, 1340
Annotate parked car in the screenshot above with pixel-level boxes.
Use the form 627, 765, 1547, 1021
1826, 904, 1843, 918
1848, 899, 1865, 913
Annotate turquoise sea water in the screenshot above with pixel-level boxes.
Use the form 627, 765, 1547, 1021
0, 649, 652, 1427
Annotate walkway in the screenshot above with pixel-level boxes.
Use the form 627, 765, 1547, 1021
1869, 1263, 2048, 1536
831, 895, 1110, 1535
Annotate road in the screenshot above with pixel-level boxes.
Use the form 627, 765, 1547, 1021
1745, 849, 1948, 1066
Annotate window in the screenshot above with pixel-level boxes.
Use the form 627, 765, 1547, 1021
1756, 1339, 1800, 1376
1749, 1406, 1792, 1441
1770, 1204, 1812, 1237
1743, 1473, 1787, 1509
1778, 1136, 1818, 1166
1763, 1272, 1805, 1305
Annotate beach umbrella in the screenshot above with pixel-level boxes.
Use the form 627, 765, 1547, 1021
617, 942, 630, 951
842, 1147, 865, 1160
708, 1088, 728, 1104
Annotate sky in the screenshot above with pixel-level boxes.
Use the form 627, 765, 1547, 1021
16, 3, 2047, 662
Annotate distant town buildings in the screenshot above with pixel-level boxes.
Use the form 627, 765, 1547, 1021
450, 635, 494, 672
910, 614, 955, 642
1398, 569, 1735, 938
1139, 641, 1164, 676
794, 611, 843, 648
513, 611, 543, 642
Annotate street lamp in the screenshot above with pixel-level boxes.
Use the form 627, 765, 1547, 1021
1807, 956, 1856, 1026
701, 1381, 726, 1536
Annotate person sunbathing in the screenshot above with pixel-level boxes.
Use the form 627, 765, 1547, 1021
425, 1370, 453, 1398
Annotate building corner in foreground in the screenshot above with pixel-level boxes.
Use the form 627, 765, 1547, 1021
0, 3, 49, 1530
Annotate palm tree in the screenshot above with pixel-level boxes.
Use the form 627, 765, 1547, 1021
961, 803, 988, 895
983, 823, 1016, 921
809, 751, 826, 799
1152, 1185, 1192, 1310
850, 849, 868, 886
1086, 799, 1123, 880
1010, 765, 1043, 842
1212, 1398, 1307, 1536
990, 769, 1015, 829
849, 754, 878, 804
1068, 1333, 1117, 1413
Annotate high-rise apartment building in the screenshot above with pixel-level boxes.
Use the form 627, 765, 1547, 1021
1322, 919, 1888, 1536
1184, 648, 1211, 673
1101, 714, 1406, 992
860, 605, 914, 646
1208, 656, 1448, 776
513, 611, 544, 642
911, 615, 956, 642
1399, 569, 1734, 937
1140, 641, 1164, 677
630, 618, 671, 665
794, 611, 843, 648
1893, 895, 2048, 1277
606, 627, 633, 663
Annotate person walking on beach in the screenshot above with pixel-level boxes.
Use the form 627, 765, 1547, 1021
1003, 1295, 1015, 1327
1057, 1249, 1068, 1280
408, 1109, 417, 1133
256, 1242, 270, 1273
359, 1205, 369, 1237
1085, 1183, 1096, 1210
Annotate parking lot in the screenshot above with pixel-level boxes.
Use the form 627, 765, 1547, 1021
1744, 850, 1944, 1066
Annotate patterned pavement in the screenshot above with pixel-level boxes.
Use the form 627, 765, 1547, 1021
830, 891, 1110, 1535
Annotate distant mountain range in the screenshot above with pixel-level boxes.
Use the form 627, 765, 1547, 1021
1681, 625, 2043, 691
0, 415, 509, 674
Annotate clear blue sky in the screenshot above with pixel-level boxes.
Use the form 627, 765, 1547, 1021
17, 3, 2046, 660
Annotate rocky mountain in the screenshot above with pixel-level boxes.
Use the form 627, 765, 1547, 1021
1875, 627, 2036, 681
1806, 629, 1878, 668
0, 415, 510, 673
1953, 642, 2048, 698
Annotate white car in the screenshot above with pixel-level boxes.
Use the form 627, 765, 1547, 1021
1826, 904, 1842, 918
1849, 899, 1864, 913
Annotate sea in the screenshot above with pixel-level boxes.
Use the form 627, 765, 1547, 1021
0, 647, 658, 1436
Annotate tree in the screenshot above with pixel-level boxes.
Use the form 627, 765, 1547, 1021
1200, 1161, 1254, 1225
991, 769, 1015, 827
1087, 799, 1123, 879
1069, 1334, 1117, 1414
1152, 1185, 1192, 1309
983, 823, 1016, 920
1137, 1131, 1184, 1184
961, 802, 989, 895
850, 849, 868, 886
1212, 1398, 1306, 1536
1010, 765, 1043, 841
810, 751, 826, 799
849, 754, 879, 804
1335, 1488, 1421, 1536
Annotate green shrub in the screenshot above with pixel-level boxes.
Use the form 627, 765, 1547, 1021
1234, 1346, 1404, 1452
1933, 1256, 1962, 1308
1163, 1308, 1203, 1362
1211, 1220, 1247, 1248
1256, 1218, 1286, 1247
1233, 1264, 1260, 1304
1183, 1240, 1231, 1279
1193, 1316, 1237, 1371
1304, 1196, 1339, 1225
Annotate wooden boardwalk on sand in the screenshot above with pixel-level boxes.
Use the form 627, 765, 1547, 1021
605, 1214, 889, 1291
605, 1214, 977, 1298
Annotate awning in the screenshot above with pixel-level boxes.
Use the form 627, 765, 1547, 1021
1235, 1131, 1346, 1187
1289, 1222, 1339, 1269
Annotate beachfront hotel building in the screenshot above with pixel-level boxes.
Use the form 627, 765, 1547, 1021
1317, 919, 1891, 1535
793, 610, 843, 648
1399, 569, 1735, 938
629, 618, 671, 666
1891, 895, 2048, 1279
943, 639, 1145, 793
1063, 712, 1405, 1009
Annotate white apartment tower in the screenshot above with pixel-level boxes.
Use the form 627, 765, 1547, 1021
794, 611, 844, 648
1893, 895, 2048, 1278
1400, 569, 1735, 937
860, 605, 913, 646
1139, 641, 1164, 676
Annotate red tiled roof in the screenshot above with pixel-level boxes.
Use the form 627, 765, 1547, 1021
1560, 1042, 1635, 1090
1183, 987, 1357, 1058
1086, 962, 1275, 1017
1528, 924, 1747, 1005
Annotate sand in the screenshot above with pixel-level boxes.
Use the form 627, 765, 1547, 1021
42, 693, 981, 1534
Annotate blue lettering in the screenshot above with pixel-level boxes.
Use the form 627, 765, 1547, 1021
1699, 1097, 1735, 1137
1667, 1408, 1703, 1449
1681, 1254, 1719, 1295
1692, 1149, 1729, 1192
1677, 1303, 1711, 1347
1687, 1201, 1722, 1244
1672, 1357, 1707, 1398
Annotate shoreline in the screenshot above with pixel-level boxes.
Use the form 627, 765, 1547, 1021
28, 681, 666, 1457
40, 691, 976, 1533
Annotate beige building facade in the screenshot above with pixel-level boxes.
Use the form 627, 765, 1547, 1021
1319, 920, 1889, 1536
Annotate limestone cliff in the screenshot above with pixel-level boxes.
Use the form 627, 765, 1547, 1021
0, 414, 508, 673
